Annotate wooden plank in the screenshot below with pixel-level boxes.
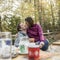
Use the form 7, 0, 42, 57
43, 32, 53, 35
52, 42, 60, 45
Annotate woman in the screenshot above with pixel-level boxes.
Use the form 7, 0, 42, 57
14, 23, 28, 47
25, 17, 49, 51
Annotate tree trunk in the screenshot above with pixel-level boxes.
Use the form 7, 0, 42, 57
37, 0, 43, 26
34, 0, 37, 23
58, 6, 60, 22
0, 16, 2, 31
50, 0, 55, 40
50, 0, 55, 30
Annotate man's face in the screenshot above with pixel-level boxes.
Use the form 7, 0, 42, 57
20, 23, 26, 30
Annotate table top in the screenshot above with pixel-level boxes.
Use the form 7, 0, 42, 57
12, 50, 60, 60
12, 44, 60, 60
12, 55, 26, 60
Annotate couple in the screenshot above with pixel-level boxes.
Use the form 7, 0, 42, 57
14, 17, 49, 51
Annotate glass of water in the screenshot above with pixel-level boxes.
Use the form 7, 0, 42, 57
0, 32, 12, 60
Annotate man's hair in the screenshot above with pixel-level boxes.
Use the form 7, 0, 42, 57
17, 23, 21, 31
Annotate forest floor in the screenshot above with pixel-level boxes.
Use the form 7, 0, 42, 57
44, 32, 60, 44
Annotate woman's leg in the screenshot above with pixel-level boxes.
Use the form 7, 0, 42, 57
41, 40, 49, 51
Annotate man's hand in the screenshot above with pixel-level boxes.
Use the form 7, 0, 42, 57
39, 42, 45, 48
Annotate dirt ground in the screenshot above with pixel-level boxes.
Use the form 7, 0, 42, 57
54, 33, 60, 40
44, 32, 60, 44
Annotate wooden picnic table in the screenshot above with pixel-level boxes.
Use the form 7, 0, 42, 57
12, 55, 27, 60
12, 50, 60, 60
12, 40, 60, 60
12, 50, 59, 60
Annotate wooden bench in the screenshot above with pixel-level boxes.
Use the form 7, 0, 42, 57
52, 40, 60, 45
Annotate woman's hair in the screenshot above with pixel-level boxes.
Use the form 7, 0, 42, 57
25, 17, 34, 27
17, 23, 21, 31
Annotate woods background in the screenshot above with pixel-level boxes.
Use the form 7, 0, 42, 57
0, 0, 60, 34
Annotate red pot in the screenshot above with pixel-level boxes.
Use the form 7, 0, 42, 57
28, 43, 40, 60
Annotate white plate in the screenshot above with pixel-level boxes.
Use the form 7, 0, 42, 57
18, 50, 28, 54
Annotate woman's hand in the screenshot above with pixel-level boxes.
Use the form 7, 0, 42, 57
39, 42, 45, 48
15, 34, 18, 38
29, 38, 35, 43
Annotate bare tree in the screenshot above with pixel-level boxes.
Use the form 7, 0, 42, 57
50, 0, 55, 30
0, 16, 2, 31
34, 0, 37, 22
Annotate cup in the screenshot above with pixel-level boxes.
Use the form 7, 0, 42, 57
28, 43, 40, 60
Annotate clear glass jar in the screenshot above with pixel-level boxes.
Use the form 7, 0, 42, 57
19, 36, 29, 54
0, 32, 12, 60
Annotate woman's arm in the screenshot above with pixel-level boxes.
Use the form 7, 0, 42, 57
37, 24, 45, 48
37, 24, 45, 42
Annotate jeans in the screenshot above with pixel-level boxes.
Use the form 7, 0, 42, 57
41, 40, 49, 51
36, 40, 49, 51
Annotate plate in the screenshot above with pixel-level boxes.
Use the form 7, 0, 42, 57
12, 53, 18, 58
18, 50, 28, 55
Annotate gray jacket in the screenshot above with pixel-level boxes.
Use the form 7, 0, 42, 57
14, 31, 28, 47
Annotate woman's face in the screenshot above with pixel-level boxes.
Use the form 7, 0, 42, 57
25, 21, 29, 29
